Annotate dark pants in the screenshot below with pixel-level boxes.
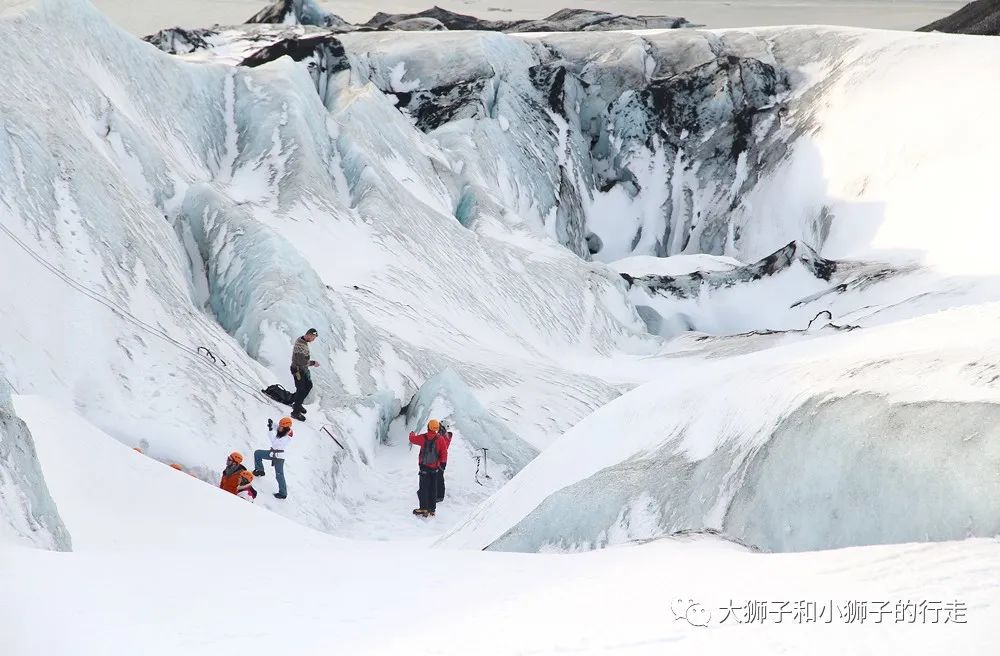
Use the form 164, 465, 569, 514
417, 465, 439, 513
436, 462, 447, 502
290, 366, 313, 410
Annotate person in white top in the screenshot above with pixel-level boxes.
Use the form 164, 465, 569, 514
252, 417, 293, 499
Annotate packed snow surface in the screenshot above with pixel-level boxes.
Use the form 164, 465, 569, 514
5, 396, 1000, 654
4, 0, 1000, 652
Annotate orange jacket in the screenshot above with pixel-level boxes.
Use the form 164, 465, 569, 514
220, 463, 247, 495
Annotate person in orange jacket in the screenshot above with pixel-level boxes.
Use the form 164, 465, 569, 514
219, 452, 247, 495
409, 419, 449, 517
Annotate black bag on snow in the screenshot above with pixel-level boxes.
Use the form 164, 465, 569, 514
262, 384, 295, 406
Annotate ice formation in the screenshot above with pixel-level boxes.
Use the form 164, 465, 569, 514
5, 0, 1000, 563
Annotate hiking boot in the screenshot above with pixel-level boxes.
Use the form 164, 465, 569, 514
291, 411, 306, 422
273, 493, 287, 500
253, 469, 265, 477
413, 508, 428, 516
426, 511, 436, 517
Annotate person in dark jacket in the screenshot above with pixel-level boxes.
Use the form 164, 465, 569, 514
290, 328, 320, 419
409, 419, 449, 517
436, 424, 453, 503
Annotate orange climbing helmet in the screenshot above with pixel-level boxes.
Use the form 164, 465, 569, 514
278, 417, 293, 430
427, 419, 441, 432
239, 471, 254, 485
228, 452, 244, 464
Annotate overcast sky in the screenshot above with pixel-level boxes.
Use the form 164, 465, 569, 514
92, 0, 964, 36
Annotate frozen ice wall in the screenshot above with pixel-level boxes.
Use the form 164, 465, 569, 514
404, 369, 539, 478
489, 393, 1000, 553
0, 373, 70, 550
335, 28, 790, 262
444, 304, 1000, 553
0, 0, 657, 537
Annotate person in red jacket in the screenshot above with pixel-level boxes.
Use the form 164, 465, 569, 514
409, 419, 449, 517
436, 423, 453, 503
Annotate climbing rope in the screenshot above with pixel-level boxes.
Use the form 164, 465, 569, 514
0, 219, 269, 403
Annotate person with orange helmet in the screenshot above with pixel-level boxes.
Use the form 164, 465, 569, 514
236, 470, 258, 502
252, 417, 293, 499
219, 452, 247, 495
408, 418, 449, 517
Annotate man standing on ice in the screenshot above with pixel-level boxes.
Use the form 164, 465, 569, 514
290, 328, 320, 421
409, 419, 449, 517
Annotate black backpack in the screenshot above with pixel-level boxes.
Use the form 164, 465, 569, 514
262, 384, 295, 406
419, 435, 440, 467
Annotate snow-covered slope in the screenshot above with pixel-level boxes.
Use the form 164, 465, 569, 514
13, 394, 331, 550
445, 302, 1000, 552
5, 401, 1000, 654
6, 1, 1000, 650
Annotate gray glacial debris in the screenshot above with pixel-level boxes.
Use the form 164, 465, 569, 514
361, 7, 696, 32
0, 374, 71, 550
144, 26, 218, 55
145, 23, 792, 262
247, 0, 351, 28
618, 241, 841, 337
619, 240, 837, 295
385, 17, 448, 32
237, 31, 349, 71
405, 369, 539, 478
241, 1, 695, 33
919, 0, 1000, 35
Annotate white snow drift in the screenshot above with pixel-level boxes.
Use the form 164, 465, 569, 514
3, 0, 1000, 651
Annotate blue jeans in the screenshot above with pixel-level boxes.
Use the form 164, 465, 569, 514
254, 449, 287, 496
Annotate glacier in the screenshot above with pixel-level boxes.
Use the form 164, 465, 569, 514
4, 0, 1000, 650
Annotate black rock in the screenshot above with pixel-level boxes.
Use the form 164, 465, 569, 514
918, 0, 1000, 35
363, 7, 696, 33
247, 0, 351, 28
143, 27, 218, 55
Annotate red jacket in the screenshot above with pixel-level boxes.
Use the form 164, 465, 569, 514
409, 431, 449, 469
440, 432, 453, 463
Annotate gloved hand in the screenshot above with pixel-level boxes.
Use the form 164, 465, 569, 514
267, 418, 274, 431
309, 360, 319, 367
440, 462, 447, 471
